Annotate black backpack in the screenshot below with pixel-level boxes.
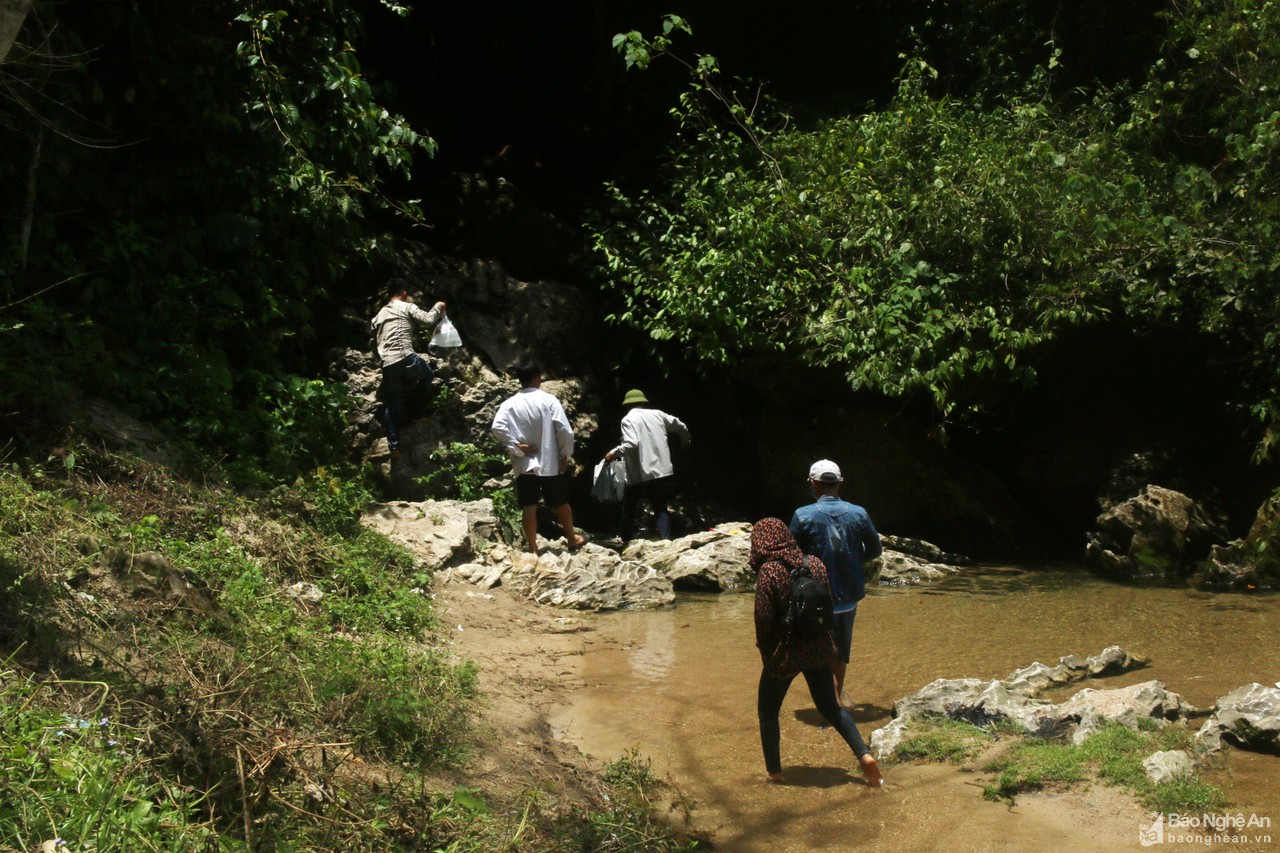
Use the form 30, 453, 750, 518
781, 556, 834, 638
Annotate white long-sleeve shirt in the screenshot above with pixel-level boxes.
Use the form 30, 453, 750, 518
491, 387, 575, 478
609, 407, 690, 484
371, 299, 443, 367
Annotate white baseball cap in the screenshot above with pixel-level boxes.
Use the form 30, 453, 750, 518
808, 459, 843, 483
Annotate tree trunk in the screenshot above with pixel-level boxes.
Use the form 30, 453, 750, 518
0, 0, 34, 66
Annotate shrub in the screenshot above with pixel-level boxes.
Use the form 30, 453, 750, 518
0, 672, 212, 851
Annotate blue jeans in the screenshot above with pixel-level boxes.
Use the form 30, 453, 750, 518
757, 669, 869, 775
833, 604, 857, 663
380, 353, 433, 451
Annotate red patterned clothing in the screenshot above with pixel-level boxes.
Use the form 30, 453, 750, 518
752, 518, 837, 679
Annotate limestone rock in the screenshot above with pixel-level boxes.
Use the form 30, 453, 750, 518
1002, 646, 1147, 696
880, 534, 970, 566
1062, 681, 1188, 744
526, 545, 674, 611
78, 399, 186, 470
1084, 485, 1219, 579
1202, 496, 1280, 590
1143, 750, 1195, 784
871, 550, 962, 586
1195, 683, 1280, 753
870, 647, 1174, 761
361, 499, 501, 570
330, 256, 609, 502
623, 524, 753, 592
286, 582, 324, 603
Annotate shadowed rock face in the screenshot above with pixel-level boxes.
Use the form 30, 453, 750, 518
1084, 484, 1221, 580
1196, 683, 1280, 754
1204, 496, 1280, 590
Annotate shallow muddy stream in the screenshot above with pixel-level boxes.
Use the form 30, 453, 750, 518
548, 565, 1280, 852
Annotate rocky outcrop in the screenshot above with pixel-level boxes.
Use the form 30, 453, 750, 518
1195, 682, 1280, 754
333, 336, 601, 502
880, 535, 970, 565
451, 546, 674, 611
863, 534, 970, 586
364, 502, 975, 609
1001, 646, 1148, 696
70, 547, 219, 617
447, 543, 674, 611
872, 550, 963, 586
330, 258, 609, 502
360, 499, 977, 604
362, 498, 674, 611
1084, 485, 1221, 580
1060, 681, 1189, 745
1202, 495, 1280, 590
361, 499, 503, 570
621, 524, 754, 592
869, 647, 1174, 760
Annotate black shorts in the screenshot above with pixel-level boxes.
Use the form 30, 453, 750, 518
515, 473, 569, 508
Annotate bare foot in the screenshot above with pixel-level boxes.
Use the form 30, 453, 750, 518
766, 772, 784, 784
565, 534, 588, 551
859, 754, 884, 788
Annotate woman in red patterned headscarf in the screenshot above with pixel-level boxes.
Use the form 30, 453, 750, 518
752, 517, 884, 786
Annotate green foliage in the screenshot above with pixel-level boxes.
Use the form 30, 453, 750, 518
0, 672, 212, 850
421, 441, 522, 543
0, 1, 431, 478
983, 739, 1086, 800
0, 469, 86, 656
258, 376, 355, 479
425, 441, 508, 501
285, 465, 377, 537
594, 4, 1280, 451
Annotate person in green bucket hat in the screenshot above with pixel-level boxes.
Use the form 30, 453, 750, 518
604, 388, 691, 541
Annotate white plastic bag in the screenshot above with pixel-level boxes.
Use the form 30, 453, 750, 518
430, 316, 462, 348
591, 457, 627, 504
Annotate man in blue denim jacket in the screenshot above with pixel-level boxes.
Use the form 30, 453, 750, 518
789, 459, 882, 702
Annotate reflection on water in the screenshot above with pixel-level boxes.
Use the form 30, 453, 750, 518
626, 612, 677, 683
549, 563, 1280, 852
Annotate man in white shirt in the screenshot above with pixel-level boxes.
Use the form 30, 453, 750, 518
370, 278, 446, 457
604, 389, 691, 541
491, 363, 587, 554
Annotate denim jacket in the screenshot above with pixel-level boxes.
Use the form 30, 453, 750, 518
788, 496, 882, 611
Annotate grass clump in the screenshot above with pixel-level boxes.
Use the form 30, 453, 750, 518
896, 716, 994, 763
981, 720, 1227, 812
0, 670, 213, 850
346, 753, 708, 852
550, 750, 707, 852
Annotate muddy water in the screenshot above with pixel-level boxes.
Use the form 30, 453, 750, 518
549, 566, 1280, 852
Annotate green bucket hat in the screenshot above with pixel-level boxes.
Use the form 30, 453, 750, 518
622, 389, 649, 406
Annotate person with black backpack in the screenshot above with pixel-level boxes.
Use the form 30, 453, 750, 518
752, 517, 884, 787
